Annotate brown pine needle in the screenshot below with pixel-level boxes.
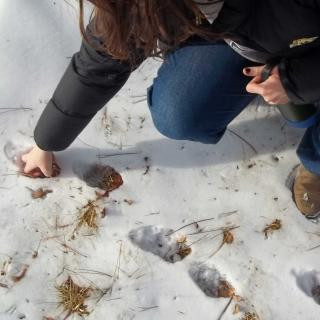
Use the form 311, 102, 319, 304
209, 228, 236, 258
263, 219, 282, 239
57, 241, 88, 258
166, 212, 237, 236
56, 276, 91, 319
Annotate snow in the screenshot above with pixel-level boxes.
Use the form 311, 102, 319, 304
0, 1, 320, 320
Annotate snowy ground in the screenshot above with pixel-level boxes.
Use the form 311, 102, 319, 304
0, 1, 320, 320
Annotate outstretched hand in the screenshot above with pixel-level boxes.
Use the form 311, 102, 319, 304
243, 66, 290, 105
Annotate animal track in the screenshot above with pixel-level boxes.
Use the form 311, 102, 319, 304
293, 269, 320, 305
189, 262, 235, 298
128, 225, 191, 263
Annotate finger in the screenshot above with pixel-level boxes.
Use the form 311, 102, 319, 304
246, 79, 265, 95
39, 164, 53, 178
24, 162, 37, 173
243, 66, 264, 77
21, 154, 28, 163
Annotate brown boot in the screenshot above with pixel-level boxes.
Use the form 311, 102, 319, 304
293, 164, 320, 219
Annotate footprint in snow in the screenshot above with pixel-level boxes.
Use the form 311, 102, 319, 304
3, 141, 29, 167
292, 269, 320, 305
189, 262, 235, 298
128, 225, 191, 263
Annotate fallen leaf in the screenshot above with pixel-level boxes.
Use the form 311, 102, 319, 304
217, 280, 235, 298
263, 219, 282, 239
27, 187, 52, 199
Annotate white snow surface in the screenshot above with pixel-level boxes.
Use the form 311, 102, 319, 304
0, 1, 320, 320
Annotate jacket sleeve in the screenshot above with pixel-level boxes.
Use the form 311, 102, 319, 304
34, 22, 145, 151
278, 44, 320, 105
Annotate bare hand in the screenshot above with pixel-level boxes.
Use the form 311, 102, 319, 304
21, 145, 57, 178
243, 66, 290, 105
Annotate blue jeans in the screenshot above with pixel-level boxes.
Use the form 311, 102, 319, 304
147, 40, 320, 176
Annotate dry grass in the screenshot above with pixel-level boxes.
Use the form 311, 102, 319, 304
72, 201, 105, 239
56, 276, 91, 319
241, 312, 259, 320
77, 201, 99, 230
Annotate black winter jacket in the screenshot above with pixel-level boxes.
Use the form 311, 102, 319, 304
34, 0, 320, 151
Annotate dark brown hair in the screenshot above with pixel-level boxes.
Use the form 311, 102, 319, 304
79, 0, 225, 62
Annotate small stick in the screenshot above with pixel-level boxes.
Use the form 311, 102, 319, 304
188, 226, 240, 247
217, 295, 234, 320
0, 107, 32, 110
56, 241, 88, 258
227, 129, 258, 154
307, 243, 320, 251
186, 225, 240, 236
139, 305, 159, 312
110, 242, 123, 295
132, 98, 147, 104
130, 94, 147, 98
166, 211, 237, 236
97, 152, 141, 158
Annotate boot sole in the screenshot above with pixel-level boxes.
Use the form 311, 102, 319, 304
286, 164, 320, 221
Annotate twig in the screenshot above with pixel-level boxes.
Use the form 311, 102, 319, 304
227, 129, 258, 154
186, 225, 240, 236
132, 98, 147, 104
188, 226, 240, 248
0, 107, 33, 115
56, 241, 88, 258
130, 94, 147, 98
97, 151, 141, 158
70, 268, 112, 277
139, 305, 159, 312
217, 295, 234, 320
110, 242, 123, 295
307, 244, 320, 251
166, 211, 237, 236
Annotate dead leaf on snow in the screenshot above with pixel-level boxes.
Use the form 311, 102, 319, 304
217, 280, 235, 298
263, 219, 282, 239
27, 187, 52, 199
